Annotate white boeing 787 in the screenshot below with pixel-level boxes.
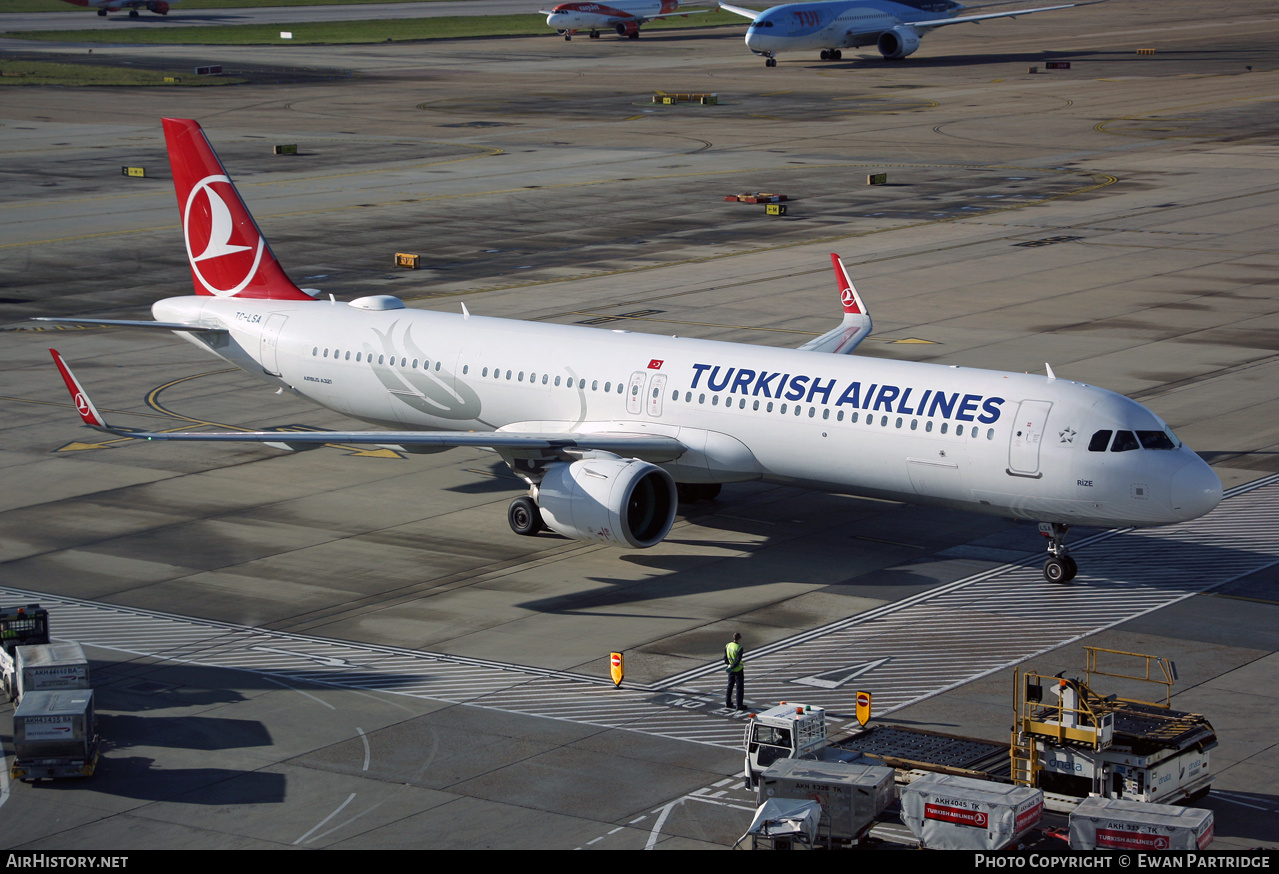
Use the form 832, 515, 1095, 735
45, 118, 1221, 584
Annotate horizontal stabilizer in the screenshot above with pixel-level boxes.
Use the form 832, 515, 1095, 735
36, 317, 227, 333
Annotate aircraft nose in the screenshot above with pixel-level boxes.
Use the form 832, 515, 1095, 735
1170, 457, 1222, 521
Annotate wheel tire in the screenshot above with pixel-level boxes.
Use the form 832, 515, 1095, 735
508, 496, 542, 536
1044, 557, 1069, 584
820, 50, 829, 60
565, 34, 571, 40
833, 50, 842, 59
1062, 555, 1078, 583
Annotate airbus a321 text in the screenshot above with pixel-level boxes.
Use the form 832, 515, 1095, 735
717, 0, 1084, 66
542, 0, 711, 40
60, 0, 180, 17
43, 118, 1221, 584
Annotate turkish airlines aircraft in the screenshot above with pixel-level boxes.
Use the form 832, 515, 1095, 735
717, 0, 1080, 66
45, 119, 1222, 584
60, 0, 179, 17
542, 0, 711, 40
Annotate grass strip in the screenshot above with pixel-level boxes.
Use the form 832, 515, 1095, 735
0, 57, 244, 84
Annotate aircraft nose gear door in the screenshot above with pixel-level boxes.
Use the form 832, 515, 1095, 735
1008, 400, 1052, 478
260, 313, 288, 377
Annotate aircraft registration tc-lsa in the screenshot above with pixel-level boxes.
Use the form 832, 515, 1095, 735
44, 119, 1221, 584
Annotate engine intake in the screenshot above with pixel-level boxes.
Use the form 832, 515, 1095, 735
877, 26, 920, 59
537, 458, 677, 548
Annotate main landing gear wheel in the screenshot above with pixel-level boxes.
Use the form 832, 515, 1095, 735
129, 8, 139, 16
589, 30, 599, 38
1039, 522, 1077, 583
508, 496, 542, 536
765, 57, 777, 67
1044, 555, 1078, 584
564, 33, 571, 40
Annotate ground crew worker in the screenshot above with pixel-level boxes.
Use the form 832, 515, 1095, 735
725, 632, 744, 710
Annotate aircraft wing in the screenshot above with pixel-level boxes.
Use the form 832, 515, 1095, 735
642, 8, 713, 19
718, 2, 762, 21
35, 317, 228, 334
912, 3, 1080, 29
50, 349, 686, 462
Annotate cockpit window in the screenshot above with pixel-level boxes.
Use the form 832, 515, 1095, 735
1088, 430, 1112, 452
1137, 430, 1176, 450
1111, 430, 1140, 452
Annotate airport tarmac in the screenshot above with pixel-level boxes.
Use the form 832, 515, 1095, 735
1, 0, 1277, 850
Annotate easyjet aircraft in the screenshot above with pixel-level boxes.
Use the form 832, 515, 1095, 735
45, 119, 1221, 584
60, 0, 179, 17
542, 0, 711, 40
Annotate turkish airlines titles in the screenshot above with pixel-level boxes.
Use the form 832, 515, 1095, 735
687, 362, 1006, 424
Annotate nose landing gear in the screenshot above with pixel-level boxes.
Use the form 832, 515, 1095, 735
1039, 522, 1077, 583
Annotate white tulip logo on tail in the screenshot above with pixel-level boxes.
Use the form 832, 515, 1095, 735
184, 174, 265, 297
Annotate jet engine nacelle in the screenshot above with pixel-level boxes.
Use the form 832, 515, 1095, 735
537, 457, 677, 548
616, 21, 639, 36
877, 26, 920, 59
149, 1, 171, 13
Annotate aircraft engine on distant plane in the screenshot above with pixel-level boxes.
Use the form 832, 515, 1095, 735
877, 25, 920, 59
536, 457, 678, 548
616, 20, 640, 37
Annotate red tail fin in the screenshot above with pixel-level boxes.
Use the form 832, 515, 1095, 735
163, 118, 313, 300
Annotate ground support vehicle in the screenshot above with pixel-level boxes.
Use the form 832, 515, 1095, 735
746, 649, 1216, 811
12, 642, 90, 704
900, 772, 1044, 850
752, 758, 895, 848
0, 605, 50, 701
743, 702, 867, 788
1069, 796, 1213, 850
1011, 648, 1215, 804
10, 689, 100, 782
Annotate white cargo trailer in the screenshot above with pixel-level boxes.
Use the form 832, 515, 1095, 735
1069, 796, 1213, 851
899, 772, 1044, 850
10, 689, 101, 782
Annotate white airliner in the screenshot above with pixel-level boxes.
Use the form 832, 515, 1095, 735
717, 0, 1081, 66
541, 0, 711, 40
59, 0, 179, 17
44, 118, 1222, 584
